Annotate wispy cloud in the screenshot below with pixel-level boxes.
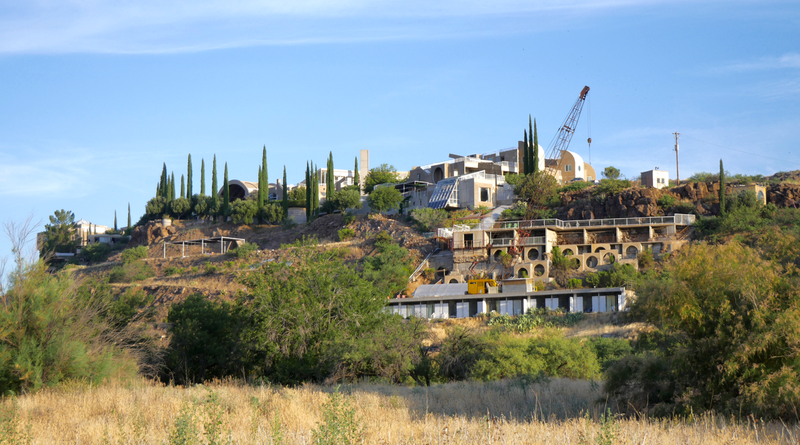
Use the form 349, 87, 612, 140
713, 53, 800, 73
0, 0, 680, 54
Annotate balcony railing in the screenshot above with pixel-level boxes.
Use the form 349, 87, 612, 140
482, 214, 695, 231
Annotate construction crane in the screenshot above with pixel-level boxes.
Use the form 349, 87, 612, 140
510, 86, 590, 256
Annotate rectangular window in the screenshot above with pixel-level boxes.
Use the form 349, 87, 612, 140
480, 187, 489, 202
565, 164, 572, 172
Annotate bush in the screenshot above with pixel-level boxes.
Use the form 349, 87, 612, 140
230, 199, 258, 224
559, 181, 591, 193
592, 179, 630, 197
0, 263, 138, 394
163, 266, 184, 276
79, 242, 112, 263
121, 246, 148, 264
409, 208, 449, 232
367, 186, 403, 213
338, 228, 355, 241
204, 263, 218, 275
587, 337, 633, 372
566, 278, 583, 289
108, 262, 155, 283
656, 194, 676, 209
229, 242, 258, 259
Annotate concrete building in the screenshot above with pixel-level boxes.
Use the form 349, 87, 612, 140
641, 169, 670, 189
551, 150, 596, 184
730, 184, 767, 205
432, 213, 695, 285
387, 286, 627, 319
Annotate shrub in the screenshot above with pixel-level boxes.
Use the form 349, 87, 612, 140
204, 263, 218, 275
338, 228, 355, 241
367, 186, 403, 213
230, 199, 258, 224
108, 262, 155, 283
592, 179, 630, 197
0, 263, 138, 394
79, 242, 112, 264
281, 217, 297, 231
673, 200, 696, 214
409, 208, 449, 232
163, 266, 184, 276
312, 390, 365, 445
587, 337, 633, 372
559, 181, 591, 193
656, 194, 676, 209
229, 242, 258, 259
566, 278, 583, 289
121, 246, 148, 264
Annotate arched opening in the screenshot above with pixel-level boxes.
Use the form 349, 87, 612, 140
586, 256, 599, 268
572, 258, 581, 270
626, 246, 638, 258
534, 264, 545, 276
493, 250, 503, 262
433, 167, 444, 183
449, 279, 459, 284
228, 184, 248, 201
595, 247, 606, 253
603, 252, 616, 265
436, 267, 448, 280
563, 249, 574, 256
518, 268, 529, 278
527, 248, 539, 261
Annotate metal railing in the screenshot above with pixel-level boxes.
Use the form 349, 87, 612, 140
476, 214, 696, 231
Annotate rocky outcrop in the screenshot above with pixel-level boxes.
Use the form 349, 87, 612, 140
768, 183, 800, 208
129, 220, 178, 246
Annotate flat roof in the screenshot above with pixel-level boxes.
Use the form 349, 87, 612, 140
391, 286, 625, 303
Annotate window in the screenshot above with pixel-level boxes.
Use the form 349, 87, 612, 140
578, 165, 582, 172
565, 164, 572, 172
480, 187, 489, 202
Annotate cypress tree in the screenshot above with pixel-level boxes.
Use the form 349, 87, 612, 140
200, 159, 206, 195
282, 166, 288, 218
127, 203, 131, 230
523, 129, 529, 175
533, 119, 540, 175
180, 175, 185, 199
305, 162, 311, 221
354, 156, 360, 191
211, 155, 218, 210
223, 163, 230, 219
169, 173, 176, 202
257, 166, 263, 207
719, 159, 726, 216
262, 145, 268, 198
327, 151, 334, 201
114, 211, 117, 231
159, 163, 168, 199
313, 163, 320, 217
528, 115, 534, 175
187, 154, 193, 198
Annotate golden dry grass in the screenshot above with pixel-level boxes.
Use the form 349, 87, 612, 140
3, 379, 798, 444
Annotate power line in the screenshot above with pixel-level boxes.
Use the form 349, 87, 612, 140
682, 135, 795, 164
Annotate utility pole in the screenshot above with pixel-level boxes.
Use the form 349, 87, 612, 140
673, 132, 680, 185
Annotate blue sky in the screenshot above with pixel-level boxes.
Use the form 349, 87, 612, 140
1, 0, 799, 271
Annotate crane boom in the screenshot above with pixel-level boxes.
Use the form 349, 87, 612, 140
545, 86, 590, 162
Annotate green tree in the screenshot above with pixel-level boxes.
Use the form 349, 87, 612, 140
367, 186, 403, 213
330, 188, 362, 212
187, 154, 193, 200
165, 294, 243, 385
169, 197, 191, 219
289, 186, 307, 204
114, 210, 118, 231
327, 152, 335, 202
200, 158, 206, 195
719, 159, 726, 216
127, 203, 131, 230
230, 199, 258, 224
159, 163, 168, 199
354, 156, 360, 192
180, 174, 185, 199
602, 166, 621, 180
170, 172, 176, 202
532, 118, 539, 175
618, 241, 800, 418
211, 155, 218, 218
363, 164, 400, 194
223, 163, 230, 219
0, 262, 137, 394
305, 162, 311, 221
41, 209, 77, 255
145, 196, 167, 218
282, 166, 289, 218
238, 241, 390, 383
523, 128, 529, 175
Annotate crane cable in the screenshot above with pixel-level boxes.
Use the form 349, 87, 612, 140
587, 92, 592, 166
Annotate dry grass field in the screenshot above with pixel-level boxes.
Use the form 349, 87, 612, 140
2, 378, 798, 444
